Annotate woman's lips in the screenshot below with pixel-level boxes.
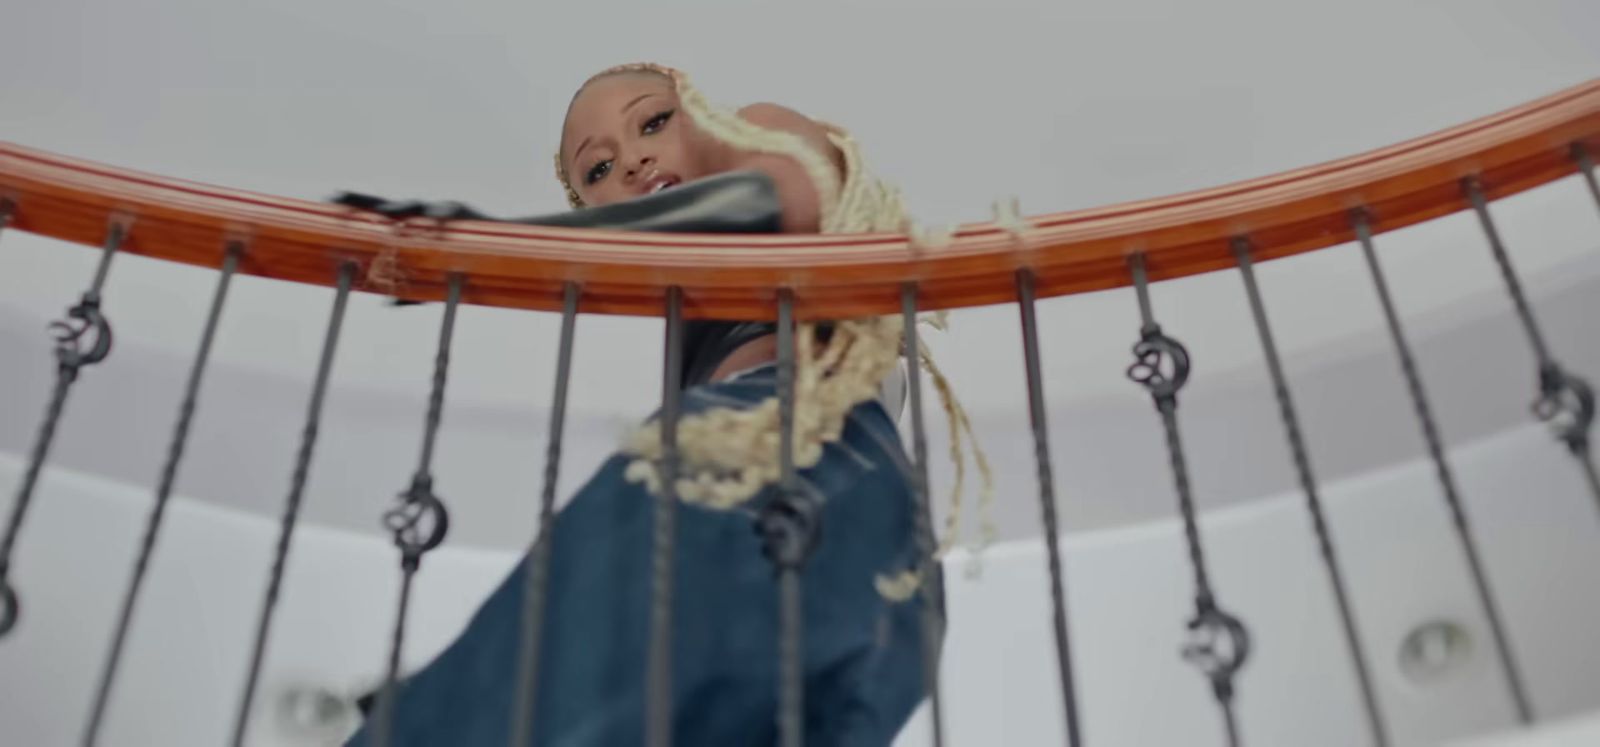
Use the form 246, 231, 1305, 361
642, 172, 681, 196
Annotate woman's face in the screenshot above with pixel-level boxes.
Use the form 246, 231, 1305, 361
560, 72, 706, 208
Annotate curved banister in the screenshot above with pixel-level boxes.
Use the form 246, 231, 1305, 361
2, 80, 1598, 320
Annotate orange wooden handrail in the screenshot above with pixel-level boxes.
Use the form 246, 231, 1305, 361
3, 80, 1598, 320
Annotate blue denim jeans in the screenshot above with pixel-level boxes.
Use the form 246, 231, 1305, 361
347, 367, 940, 746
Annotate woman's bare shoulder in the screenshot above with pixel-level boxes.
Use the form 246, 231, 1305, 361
736, 103, 847, 174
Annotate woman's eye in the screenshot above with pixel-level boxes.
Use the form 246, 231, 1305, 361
642, 109, 674, 134
585, 159, 612, 185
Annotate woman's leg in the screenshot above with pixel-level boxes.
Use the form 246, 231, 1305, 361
345, 371, 937, 746
791, 397, 938, 747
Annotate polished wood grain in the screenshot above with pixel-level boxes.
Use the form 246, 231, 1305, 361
3, 80, 1598, 320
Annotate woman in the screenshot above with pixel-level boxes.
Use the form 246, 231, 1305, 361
346, 63, 939, 746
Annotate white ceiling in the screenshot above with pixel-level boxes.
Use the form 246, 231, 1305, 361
1, 0, 1599, 549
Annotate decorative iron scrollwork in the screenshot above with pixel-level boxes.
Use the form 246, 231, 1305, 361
0, 223, 123, 644
50, 294, 114, 378
1533, 363, 1595, 456
0, 573, 17, 637
756, 485, 822, 572
384, 474, 451, 569
1183, 600, 1251, 703
1127, 252, 1248, 746
1127, 323, 1191, 407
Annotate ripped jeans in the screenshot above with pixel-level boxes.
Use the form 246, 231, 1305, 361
346, 366, 941, 746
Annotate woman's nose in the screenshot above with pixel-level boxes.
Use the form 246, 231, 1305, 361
624, 154, 657, 178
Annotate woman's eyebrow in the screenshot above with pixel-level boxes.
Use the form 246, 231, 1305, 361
569, 92, 664, 167
621, 93, 655, 114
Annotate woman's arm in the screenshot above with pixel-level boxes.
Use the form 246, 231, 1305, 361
706, 103, 846, 234
687, 104, 845, 378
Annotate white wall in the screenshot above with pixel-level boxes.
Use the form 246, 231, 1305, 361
4, 0, 1600, 744
3, 0, 1600, 547
5, 421, 1600, 746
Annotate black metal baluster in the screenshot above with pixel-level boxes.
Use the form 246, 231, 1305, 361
1232, 239, 1388, 746
0, 198, 14, 239
1126, 253, 1250, 747
752, 289, 813, 747
1575, 144, 1600, 219
1354, 209, 1534, 724
82, 241, 243, 745
1014, 269, 1085, 746
646, 287, 685, 747
1468, 178, 1600, 522
508, 281, 581, 747
372, 273, 464, 747
230, 261, 356, 747
0, 218, 123, 640
900, 283, 948, 747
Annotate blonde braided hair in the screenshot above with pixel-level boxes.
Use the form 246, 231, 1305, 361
556, 64, 994, 579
